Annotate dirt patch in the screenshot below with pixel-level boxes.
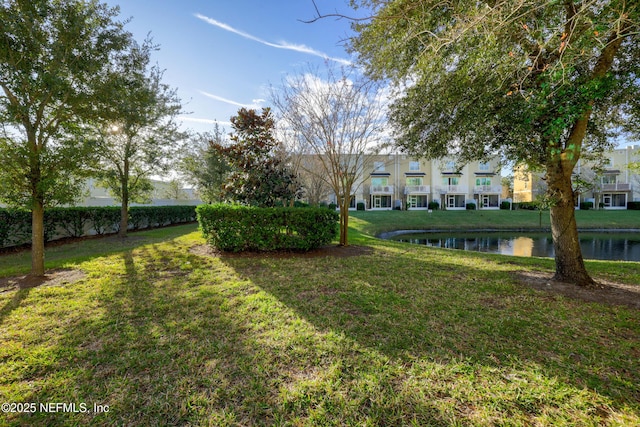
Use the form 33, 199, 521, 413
514, 271, 640, 310
189, 244, 374, 259
0, 269, 86, 291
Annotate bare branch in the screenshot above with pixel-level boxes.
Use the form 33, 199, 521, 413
299, 0, 371, 24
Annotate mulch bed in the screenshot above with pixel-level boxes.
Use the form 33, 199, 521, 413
513, 271, 640, 310
0, 269, 87, 291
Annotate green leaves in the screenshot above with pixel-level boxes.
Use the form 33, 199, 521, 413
197, 204, 338, 252
215, 108, 302, 207
351, 0, 639, 167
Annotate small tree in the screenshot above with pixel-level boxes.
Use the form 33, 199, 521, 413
94, 39, 184, 237
214, 108, 302, 207
0, 0, 133, 276
163, 179, 188, 200
272, 65, 387, 245
298, 155, 333, 206
179, 124, 231, 204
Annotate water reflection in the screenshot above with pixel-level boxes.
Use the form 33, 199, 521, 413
390, 232, 640, 262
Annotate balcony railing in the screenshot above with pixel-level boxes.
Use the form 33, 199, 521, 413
404, 185, 431, 194
370, 185, 395, 194
601, 183, 631, 191
473, 185, 503, 194
437, 185, 469, 194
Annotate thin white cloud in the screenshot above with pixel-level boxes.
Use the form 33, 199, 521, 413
199, 91, 264, 109
200, 91, 252, 108
179, 116, 232, 127
194, 13, 352, 66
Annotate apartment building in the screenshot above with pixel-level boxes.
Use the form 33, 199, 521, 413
354, 154, 503, 210
513, 145, 639, 209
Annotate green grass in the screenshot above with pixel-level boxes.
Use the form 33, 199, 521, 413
350, 209, 640, 236
0, 219, 639, 426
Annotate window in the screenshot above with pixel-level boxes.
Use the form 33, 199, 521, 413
602, 175, 617, 185
478, 162, 490, 171
407, 195, 428, 208
409, 161, 420, 171
406, 177, 423, 186
603, 193, 626, 207
371, 195, 392, 208
372, 177, 388, 187
445, 160, 456, 170
374, 161, 385, 172
476, 177, 491, 186
443, 177, 459, 186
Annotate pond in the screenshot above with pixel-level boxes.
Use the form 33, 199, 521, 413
386, 231, 640, 262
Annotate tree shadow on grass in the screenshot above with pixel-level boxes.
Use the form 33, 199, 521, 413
218, 244, 640, 419
0, 287, 31, 326
4, 237, 639, 425
7, 242, 450, 426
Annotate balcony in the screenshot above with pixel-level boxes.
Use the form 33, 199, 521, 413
601, 183, 631, 191
404, 185, 430, 194
437, 185, 469, 194
474, 185, 503, 194
370, 185, 394, 194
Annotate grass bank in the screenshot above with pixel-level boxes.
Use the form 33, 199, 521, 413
350, 209, 640, 236
0, 221, 638, 426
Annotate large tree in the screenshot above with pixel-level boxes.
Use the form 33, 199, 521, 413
178, 124, 231, 204
94, 39, 184, 237
348, 0, 639, 285
0, 0, 133, 276
215, 108, 302, 207
272, 65, 387, 246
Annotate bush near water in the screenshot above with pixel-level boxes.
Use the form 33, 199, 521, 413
197, 204, 338, 252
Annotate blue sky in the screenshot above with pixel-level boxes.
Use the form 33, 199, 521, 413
104, 0, 360, 134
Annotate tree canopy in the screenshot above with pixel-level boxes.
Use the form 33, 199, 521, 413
349, 0, 639, 285
0, 0, 135, 275
272, 65, 388, 246
93, 38, 184, 237
215, 108, 302, 207
179, 124, 231, 204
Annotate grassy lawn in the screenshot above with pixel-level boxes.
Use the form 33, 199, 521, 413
0, 218, 639, 426
349, 209, 640, 236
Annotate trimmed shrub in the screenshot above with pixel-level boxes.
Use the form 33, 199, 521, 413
516, 201, 539, 210
0, 205, 198, 249
580, 201, 594, 210
88, 207, 121, 235
466, 203, 476, 210
328, 203, 337, 210
428, 201, 439, 210
0, 209, 31, 248
628, 201, 640, 210
500, 201, 511, 210
197, 204, 338, 252
357, 202, 365, 211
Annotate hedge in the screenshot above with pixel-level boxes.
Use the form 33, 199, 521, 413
0, 205, 197, 249
580, 201, 594, 210
628, 201, 640, 210
197, 204, 339, 252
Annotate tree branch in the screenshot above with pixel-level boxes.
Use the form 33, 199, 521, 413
299, 0, 371, 24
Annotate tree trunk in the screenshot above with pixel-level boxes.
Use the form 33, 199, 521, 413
119, 199, 128, 238
546, 164, 595, 287
339, 199, 349, 246
31, 199, 46, 276
119, 166, 129, 238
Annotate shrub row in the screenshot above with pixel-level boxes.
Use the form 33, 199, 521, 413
0, 205, 197, 249
197, 204, 339, 252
